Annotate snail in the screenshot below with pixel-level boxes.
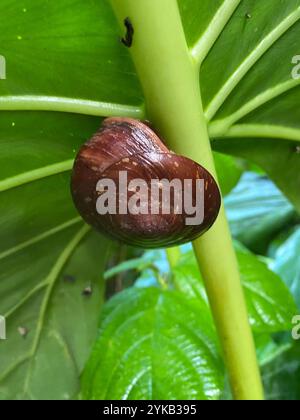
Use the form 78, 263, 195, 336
71, 118, 221, 248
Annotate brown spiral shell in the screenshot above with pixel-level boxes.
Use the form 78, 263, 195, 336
71, 118, 221, 248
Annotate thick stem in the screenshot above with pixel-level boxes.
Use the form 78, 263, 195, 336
110, 0, 264, 400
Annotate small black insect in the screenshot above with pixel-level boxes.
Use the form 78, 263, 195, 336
121, 17, 134, 48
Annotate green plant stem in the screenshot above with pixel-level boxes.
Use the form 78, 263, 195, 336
166, 247, 181, 270
110, 0, 264, 400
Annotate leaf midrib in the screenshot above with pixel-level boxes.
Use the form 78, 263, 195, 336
0, 217, 82, 262
208, 80, 300, 137
210, 123, 300, 142
0, 159, 74, 192
0, 95, 144, 118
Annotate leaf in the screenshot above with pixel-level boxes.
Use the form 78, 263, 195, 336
224, 172, 296, 253
2, 0, 296, 254
200, 1, 300, 120
185, 0, 300, 213
214, 138, 300, 214
104, 257, 154, 281
0, 112, 100, 249
237, 247, 297, 333
271, 226, 300, 307
0, 0, 143, 113
172, 248, 297, 333
262, 343, 300, 400
178, 0, 235, 50
267, 226, 298, 259
254, 335, 289, 367
81, 287, 224, 400
0, 111, 110, 400
0, 227, 109, 400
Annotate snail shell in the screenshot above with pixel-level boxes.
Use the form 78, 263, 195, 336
71, 118, 221, 248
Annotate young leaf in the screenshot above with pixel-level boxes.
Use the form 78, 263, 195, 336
81, 287, 224, 400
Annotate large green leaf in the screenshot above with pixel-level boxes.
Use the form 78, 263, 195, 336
81, 287, 224, 400
0, 112, 99, 249
0, 110, 110, 400
0, 227, 109, 400
0, 0, 142, 110
193, 0, 300, 212
2, 0, 298, 206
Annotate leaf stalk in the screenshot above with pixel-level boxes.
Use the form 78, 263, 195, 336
110, 0, 264, 400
